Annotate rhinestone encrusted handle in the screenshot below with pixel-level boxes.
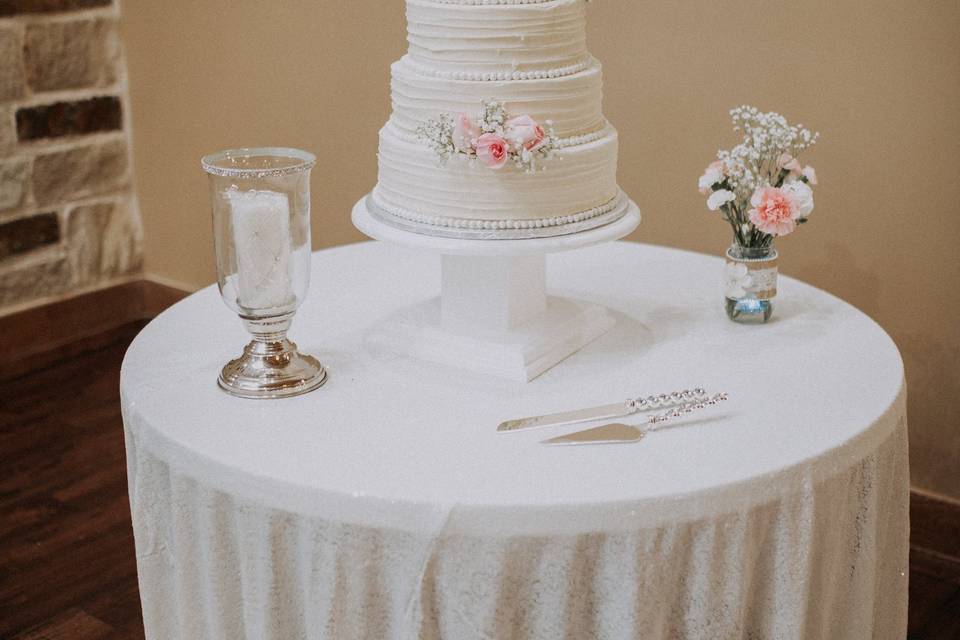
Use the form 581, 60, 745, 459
626, 388, 708, 413
645, 393, 729, 430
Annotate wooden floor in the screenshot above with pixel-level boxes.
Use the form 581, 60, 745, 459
0, 322, 958, 639
1, 324, 146, 640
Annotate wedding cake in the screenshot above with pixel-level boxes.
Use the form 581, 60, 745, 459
371, 0, 629, 237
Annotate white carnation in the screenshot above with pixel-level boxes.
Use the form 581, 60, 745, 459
707, 189, 736, 211
782, 180, 814, 219
698, 166, 723, 192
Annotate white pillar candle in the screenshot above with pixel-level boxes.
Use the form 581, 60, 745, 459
226, 188, 294, 310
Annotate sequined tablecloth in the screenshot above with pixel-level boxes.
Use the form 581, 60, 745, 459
121, 241, 908, 639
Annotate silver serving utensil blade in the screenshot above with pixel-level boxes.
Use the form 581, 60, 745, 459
543, 423, 644, 445
497, 401, 632, 433
542, 393, 730, 446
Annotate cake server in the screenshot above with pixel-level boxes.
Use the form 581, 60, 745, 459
496, 388, 708, 433
542, 393, 729, 445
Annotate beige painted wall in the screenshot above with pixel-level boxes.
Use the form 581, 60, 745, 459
121, 1, 960, 499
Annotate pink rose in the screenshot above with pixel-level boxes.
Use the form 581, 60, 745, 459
802, 165, 817, 185
748, 186, 798, 236
452, 113, 480, 154
777, 152, 802, 176
505, 115, 546, 152
475, 133, 510, 169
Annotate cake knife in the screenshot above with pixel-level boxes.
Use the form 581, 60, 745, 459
543, 393, 729, 445
496, 388, 708, 433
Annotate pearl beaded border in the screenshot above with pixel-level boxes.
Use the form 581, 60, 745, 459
402, 56, 592, 82
554, 127, 607, 148
371, 190, 622, 231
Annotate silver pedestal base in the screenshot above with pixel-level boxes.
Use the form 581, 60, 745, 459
218, 337, 327, 399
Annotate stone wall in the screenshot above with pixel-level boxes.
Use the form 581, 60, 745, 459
0, 0, 142, 313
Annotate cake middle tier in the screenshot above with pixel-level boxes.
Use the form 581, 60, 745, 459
375, 122, 619, 223
390, 56, 605, 139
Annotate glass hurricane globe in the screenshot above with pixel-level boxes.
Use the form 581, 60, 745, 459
201, 147, 327, 398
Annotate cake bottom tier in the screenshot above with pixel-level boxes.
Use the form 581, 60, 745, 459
375, 123, 620, 228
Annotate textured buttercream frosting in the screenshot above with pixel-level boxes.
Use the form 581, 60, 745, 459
375, 0, 625, 229
377, 123, 618, 221
390, 57, 605, 140
406, 0, 588, 76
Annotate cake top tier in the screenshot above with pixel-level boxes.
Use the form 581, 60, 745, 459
405, 0, 589, 76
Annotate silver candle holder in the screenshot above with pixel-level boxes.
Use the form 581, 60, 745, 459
202, 147, 327, 399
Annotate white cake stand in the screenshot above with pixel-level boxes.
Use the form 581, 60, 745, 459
352, 194, 641, 382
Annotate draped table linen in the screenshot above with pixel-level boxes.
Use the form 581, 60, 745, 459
121, 241, 909, 639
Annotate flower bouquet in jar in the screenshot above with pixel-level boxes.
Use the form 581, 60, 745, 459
698, 106, 819, 323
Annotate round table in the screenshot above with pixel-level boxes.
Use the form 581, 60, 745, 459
121, 241, 908, 640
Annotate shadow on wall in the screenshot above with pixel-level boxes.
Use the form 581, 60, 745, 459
902, 334, 960, 494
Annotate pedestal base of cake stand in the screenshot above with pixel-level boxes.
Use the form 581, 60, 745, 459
351, 196, 641, 382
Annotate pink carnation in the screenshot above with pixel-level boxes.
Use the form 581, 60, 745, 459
748, 186, 798, 236
777, 153, 802, 176
475, 133, 509, 169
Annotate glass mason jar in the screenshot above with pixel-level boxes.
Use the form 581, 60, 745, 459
201, 147, 326, 398
724, 244, 778, 323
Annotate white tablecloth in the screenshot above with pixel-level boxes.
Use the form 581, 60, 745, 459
121, 241, 908, 640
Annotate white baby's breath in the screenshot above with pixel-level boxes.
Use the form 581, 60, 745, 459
699, 105, 820, 248
723, 105, 820, 195
415, 114, 456, 165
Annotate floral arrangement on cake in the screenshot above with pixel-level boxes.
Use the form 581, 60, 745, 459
699, 106, 820, 248
416, 100, 559, 173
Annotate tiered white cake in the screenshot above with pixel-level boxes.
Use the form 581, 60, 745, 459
372, 0, 627, 237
